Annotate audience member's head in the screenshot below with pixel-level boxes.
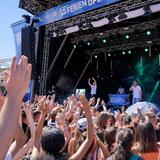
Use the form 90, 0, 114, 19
135, 121, 158, 153
41, 127, 65, 157
145, 112, 157, 129
111, 128, 134, 160
104, 127, 117, 153
96, 112, 110, 130
32, 110, 41, 123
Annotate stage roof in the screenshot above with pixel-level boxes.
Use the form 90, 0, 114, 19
19, 0, 76, 14
19, 0, 122, 15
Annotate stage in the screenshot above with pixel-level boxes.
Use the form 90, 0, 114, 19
12, 0, 160, 104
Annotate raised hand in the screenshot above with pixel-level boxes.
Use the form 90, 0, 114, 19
5, 56, 32, 99
23, 103, 33, 122
77, 95, 90, 112
37, 96, 49, 116
0, 56, 32, 159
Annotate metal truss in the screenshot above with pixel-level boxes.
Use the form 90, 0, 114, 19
85, 31, 160, 55
46, 0, 160, 33
68, 18, 160, 54
19, 0, 70, 14
39, 25, 50, 95
71, 18, 160, 42
86, 39, 160, 56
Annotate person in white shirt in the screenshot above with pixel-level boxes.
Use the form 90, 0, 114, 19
117, 85, 125, 94
88, 78, 97, 98
129, 80, 142, 104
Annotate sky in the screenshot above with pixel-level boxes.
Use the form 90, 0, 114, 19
0, 0, 30, 59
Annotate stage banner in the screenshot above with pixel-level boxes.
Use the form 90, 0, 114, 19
36, 0, 120, 26
23, 80, 33, 102
11, 21, 33, 101
11, 20, 26, 59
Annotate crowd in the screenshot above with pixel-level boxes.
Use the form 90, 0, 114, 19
0, 55, 160, 160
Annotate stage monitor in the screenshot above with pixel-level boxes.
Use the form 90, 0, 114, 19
108, 94, 130, 106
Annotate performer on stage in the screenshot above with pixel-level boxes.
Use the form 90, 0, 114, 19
129, 80, 142, 104
117, 85, 125, 94
88, 78, 97, 98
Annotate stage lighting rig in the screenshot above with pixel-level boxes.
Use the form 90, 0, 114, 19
55, 28, 66, 36
22, 15, 31, 24
78, 20, 94, 31
84, 21, 94, 29
108, 12, 116, 25
31, 18, 40, 27
143, 5, 152, 17
118, 10, 128, 20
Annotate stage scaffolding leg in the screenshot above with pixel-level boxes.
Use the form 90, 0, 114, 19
39, 26, 50, 95
64, 47, 76, 69
73, 57, 92, 92
47, 34, 69, 77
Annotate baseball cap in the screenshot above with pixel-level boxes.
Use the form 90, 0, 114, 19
77, 118, 87, 132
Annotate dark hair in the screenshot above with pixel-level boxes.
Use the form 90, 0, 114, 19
96, 112, 110, 130
41, 127, 65, 156
133, 80, 138, 83
109, 114, 116, 126
111, 128, 134, 160
123, 115, 132, 125
32, 110, 41, 117
104, 127, 117, 153
135, 122, 158, 153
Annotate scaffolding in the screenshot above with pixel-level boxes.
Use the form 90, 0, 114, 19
39, 26, 50, 95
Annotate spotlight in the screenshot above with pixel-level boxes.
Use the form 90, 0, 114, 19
128, 50, 132, 54
122, 51, 126, 55
118, 10, 127, 20
108, 54, 111, 57
108, 16, 116, 24
78, 23, 83, 31
85, 21, 94, 29
145, 48, 149, 52
95, 55, 98, 59
22, 15, 31, 24
73, 44, 77, 48
87, 42, 91, 46
147, 31, 151, 36
108, 11, 116, 25
125, 35, 130, 39
31, 18, 40, 27
56, 28, 66, 36
103, 39, 107, 43
143, 5, 152, 17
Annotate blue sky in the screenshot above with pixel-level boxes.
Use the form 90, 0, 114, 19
0, 0, 30, 59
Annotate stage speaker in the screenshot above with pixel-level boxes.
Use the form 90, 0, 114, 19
21, 26, 36, 80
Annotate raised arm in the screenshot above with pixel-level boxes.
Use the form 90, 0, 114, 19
69, 95, 94, 160
96, 136, 110, 158
95, 97, 100, 109
88, 78, 92, 87
13, 104, 36, 160
31, 97, 49, 158
129, 85, 133, 91
8, 124, 26, 158
92, 78, 97, 85
0, 56, 31, 159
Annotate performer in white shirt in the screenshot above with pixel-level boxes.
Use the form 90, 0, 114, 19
88, 78, 97, 98
117, 85, 125, 94
129, 80, 142, 104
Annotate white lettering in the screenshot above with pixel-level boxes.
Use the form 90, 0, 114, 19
60, 6, 67, 15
